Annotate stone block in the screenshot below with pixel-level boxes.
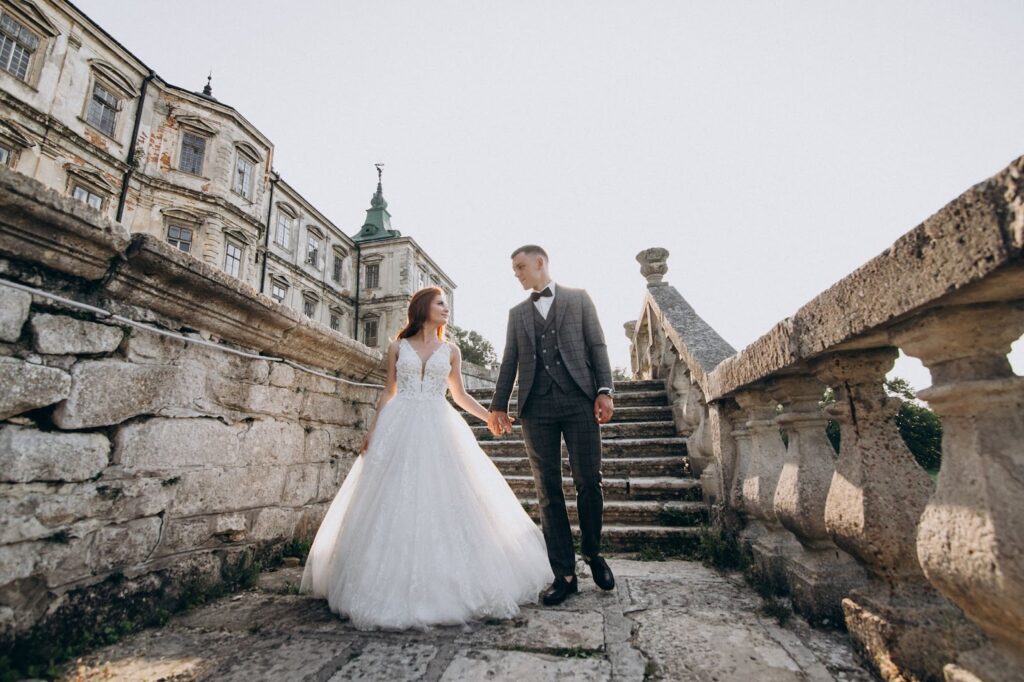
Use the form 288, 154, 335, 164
251, 507, 296, 541
208, 377, 300, 418
170, 466, 288, 516
115, 417, 241, 470
29, 313, 124, 355
238, 419, 305, 466
90, 516, 163, 575
0, 357, 71, 420
267, 363, 294, 388
213, 513, 248, 542
440, 649, 611, 682
300, 392, 356, 425
121, 327, 187, 364
0, 285, 30, 342
157, 516, 214, 556
0, 425, 109, 483
303, 427, 333, 463
0, 478, 173, 544
281, 464, 320, 506
52, 360, 203, 429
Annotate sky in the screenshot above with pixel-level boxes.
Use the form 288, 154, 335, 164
74, 0, 1023, 392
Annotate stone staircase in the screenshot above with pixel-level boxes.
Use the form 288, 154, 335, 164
460, 380, 705, 555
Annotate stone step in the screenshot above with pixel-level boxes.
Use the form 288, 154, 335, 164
479, 437, 688, 458
493, 456, 689, 478
466, 379, 664, 400
471, 420, 677, 441
504, 475, 703, 501
519, 499, 707, 527
459, 404, 675, 424
573, 525, 703, 554
474, 390, 668, 410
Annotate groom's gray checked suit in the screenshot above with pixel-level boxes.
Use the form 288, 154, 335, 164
490, 283, 613, 577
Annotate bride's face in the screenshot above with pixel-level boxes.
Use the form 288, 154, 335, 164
428, 295, 450, 325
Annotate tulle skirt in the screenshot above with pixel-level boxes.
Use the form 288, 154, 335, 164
300, 394, 553, 630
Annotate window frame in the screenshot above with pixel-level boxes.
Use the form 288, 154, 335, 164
302, 294, 318, 318
364, 262, 380, 290
0, 140, 14, 168
166, 224, 194, 253
71, 183, 104, 211
231, 144, 260, 201
274, 210, 293, 248
270, 280, 287, 303
223, 239, 243, 278
178, 130, 208, 176
305, 232, 322, 270
0, 11, 40, 83
362, 318, 379, 347
84, 79, 120, 138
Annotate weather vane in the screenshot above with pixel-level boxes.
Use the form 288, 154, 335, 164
374, 163, 384, 183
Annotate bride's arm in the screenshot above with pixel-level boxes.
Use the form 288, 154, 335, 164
447, 343, 491, 424
361, 340, 399, 453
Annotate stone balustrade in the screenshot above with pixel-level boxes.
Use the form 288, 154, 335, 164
628, 155, 1023, 681
0, 169, 384, 652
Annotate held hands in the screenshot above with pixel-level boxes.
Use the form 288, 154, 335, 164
594, 394, 614, 425
487, 410, 514, 437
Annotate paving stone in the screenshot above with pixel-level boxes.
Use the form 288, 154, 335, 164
56, 558, 875, 682
328, 641, 439, 681
440, 648, 612, 681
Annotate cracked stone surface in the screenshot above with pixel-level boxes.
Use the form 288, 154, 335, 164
61, 559, 876, 681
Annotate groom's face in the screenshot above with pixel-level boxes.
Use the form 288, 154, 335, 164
511, 253, 547, 291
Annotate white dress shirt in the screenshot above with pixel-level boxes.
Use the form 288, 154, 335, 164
533, 280, 556, 319
533, 281, 612, 396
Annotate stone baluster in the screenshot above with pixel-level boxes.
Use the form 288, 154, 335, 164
768, 374, 865, 624
734, 388, 801, 580
624, 320, 639, 377
727, 406, 754, 515
895, 306, 1024, 682
667, 353, 702, 436
810, 348, 980, 681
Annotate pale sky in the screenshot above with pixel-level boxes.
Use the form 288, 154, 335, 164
75, 0, 1023, 392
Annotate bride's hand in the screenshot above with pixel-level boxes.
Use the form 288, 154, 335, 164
360, 432, 372, 455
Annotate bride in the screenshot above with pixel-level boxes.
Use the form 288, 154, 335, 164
300, 287, 553, 629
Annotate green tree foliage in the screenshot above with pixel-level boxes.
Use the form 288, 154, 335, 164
447, 324, 497, 367
820, 378, 942, 474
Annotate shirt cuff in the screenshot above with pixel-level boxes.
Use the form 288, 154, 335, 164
597, 387, 613, 395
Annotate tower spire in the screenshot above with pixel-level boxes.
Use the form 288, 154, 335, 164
354, 163, 400, 242
203, 71, 213, 97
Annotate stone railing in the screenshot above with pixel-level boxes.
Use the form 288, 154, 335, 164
0, 168, 384, 651
461, 359, 498, 390
628, 155, 1023, 682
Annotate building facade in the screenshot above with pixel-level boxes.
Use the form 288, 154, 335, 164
0, 0, 455, 350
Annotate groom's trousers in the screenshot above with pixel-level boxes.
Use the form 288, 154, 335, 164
519, 382, 603, 578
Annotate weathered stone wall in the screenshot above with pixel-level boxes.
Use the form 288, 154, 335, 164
0, 168, 383, 649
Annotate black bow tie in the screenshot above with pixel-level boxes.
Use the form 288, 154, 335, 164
531, 287, 553, 302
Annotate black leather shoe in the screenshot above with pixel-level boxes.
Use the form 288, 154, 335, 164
586, 556, 615, 590
541, 575, 579, 606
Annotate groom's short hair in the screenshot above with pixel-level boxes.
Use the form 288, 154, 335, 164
510, 245, 548, 261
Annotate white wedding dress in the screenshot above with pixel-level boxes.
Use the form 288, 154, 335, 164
300, 338, 553, 629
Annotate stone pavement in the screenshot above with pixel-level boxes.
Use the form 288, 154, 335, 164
61, 558, 875, 681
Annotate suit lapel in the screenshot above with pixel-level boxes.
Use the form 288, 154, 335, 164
555, 287, 573, 337
521, 300, 537, 351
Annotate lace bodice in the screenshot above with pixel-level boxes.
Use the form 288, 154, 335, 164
395, 338, 451, 400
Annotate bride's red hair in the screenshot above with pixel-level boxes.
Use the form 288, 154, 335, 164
397, 287, 446, 341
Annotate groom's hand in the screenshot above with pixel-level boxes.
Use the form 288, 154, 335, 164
594, 394, 614, 425
487, 410, 513, 436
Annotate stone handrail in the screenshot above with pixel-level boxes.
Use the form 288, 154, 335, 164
628, 155, 1023, 682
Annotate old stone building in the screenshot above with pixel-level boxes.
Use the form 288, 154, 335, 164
0, 0, 455, 350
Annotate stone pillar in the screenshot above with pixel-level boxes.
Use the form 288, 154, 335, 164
768, 374, 866, 625
624, 320, 639, 377
896, 306, 1024, 682
810, 348, 980, 682
735, 388, 801, 583
728, 406, 754, 515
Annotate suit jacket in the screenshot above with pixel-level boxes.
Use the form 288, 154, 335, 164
490, 285, 613, 413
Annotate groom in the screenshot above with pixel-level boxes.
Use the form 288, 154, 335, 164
487, 245, 616, 606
